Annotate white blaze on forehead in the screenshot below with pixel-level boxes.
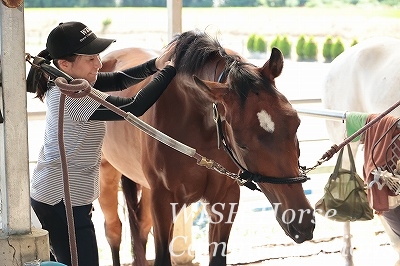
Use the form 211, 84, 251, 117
257, 110, 275, 133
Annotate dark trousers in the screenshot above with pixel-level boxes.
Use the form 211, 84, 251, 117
31, 198, 99, 266
383, 205, 400, 238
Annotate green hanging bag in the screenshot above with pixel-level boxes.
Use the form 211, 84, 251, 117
315, 144, 374, 222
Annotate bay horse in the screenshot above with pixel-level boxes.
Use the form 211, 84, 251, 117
98, 30, 315, 266
322, 36, 400, 265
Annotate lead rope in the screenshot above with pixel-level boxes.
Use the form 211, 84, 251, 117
58, 92, 79, 266
55, 78, 139, 266
25, 56, 247, 266
56, 79, 127, 266
53, 77, 246, 184
306, 97, 400, 173
25, 54, 79, 266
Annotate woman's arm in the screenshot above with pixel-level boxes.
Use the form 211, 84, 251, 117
94, 58, 157, 92
94, 42, 176, 92
89, 65, 176, 121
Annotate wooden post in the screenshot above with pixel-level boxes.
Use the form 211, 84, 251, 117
166, 2, 194, 264
0, 0, 30, 238
167, 0, 182, 41
0, 3, 49, 264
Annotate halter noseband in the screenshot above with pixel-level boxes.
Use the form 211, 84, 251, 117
213, 63, 309, 191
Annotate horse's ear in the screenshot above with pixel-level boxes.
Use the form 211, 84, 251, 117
260, 47, 284, 80
193, 75, 229, 102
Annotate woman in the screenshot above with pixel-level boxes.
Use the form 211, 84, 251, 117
27, 21, 176, 266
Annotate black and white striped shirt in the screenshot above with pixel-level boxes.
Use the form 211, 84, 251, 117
30, 61, 176, 207
30, 86, 108, 206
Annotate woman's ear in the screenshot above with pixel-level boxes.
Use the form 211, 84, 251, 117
57, 59, 71, 72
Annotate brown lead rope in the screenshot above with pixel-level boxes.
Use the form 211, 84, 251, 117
55, 77, 198, 156
25, 55, 248, 266
53, 77, 254, 186
58, 92, 79, 266
307, 98, 400, 173
25, 54, 80, 266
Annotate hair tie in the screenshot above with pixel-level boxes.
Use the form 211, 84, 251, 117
37, 49, 52, 64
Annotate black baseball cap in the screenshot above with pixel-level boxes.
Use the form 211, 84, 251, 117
46, 21, 116, 59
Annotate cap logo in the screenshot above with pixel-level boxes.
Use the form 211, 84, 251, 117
79, 27, 93, 43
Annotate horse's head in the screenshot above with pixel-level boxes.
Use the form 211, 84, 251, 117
193, 47, 314, 243
173, 30, 314, 243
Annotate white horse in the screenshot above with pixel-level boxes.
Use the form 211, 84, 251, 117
322, 36, 400, 265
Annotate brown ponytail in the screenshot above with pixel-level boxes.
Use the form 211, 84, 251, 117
26, 49, 52, 101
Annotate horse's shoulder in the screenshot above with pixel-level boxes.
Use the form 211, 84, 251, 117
101, 47, 160, 72
100, 56, 118, 72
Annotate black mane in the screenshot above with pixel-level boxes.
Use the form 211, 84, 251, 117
174, 30, 226, 74
174, 30, 270, 102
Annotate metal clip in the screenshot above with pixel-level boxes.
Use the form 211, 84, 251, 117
197, 156, 214, 169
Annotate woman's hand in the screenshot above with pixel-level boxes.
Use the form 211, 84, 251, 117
155, 41, 176, 69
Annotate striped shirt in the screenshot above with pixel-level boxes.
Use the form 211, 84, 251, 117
30, 86, 108, 206
30, 62, 176, 207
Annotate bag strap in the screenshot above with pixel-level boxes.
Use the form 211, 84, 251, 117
333, 145, 345, 176
333, 144, 357, 180
346, 144, 357, 174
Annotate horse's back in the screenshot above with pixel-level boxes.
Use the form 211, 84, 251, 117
100, 47, 161, 188
322, 36, 400, 143
102, 47, 160, 72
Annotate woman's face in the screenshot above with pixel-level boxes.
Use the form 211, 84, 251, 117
58, 54, 102, 84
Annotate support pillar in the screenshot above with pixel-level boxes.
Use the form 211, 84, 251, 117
0, 2, 49, 265
166, 1, 193, 264
167, 0, 182, 41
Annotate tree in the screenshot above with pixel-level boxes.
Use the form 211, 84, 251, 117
121, 0, 153, 6
222, 0, 262, 7
270, 35, 281, 50
184, 0, 213, 7
266, 0, 287, 7
322, 36, 333, 62
247, 34, 257, 52
254, 35, 267, 53
296, 35, 306, 61
279, 35, 292, 58
303, 36, 318, 61
331, 37, 345, 60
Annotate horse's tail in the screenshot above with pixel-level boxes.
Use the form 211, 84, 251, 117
121, 175, 147, 266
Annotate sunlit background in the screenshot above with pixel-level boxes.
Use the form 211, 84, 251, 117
22, 1, 400, 265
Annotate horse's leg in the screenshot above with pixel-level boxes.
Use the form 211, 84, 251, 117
121, 176, 153, 266
151, 187, 175, 266
138, 187, 153, 256
207, 183, 240, 266
99, 157, 123, 266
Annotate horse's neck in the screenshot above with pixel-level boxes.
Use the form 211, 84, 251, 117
156, 76, 216, 129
